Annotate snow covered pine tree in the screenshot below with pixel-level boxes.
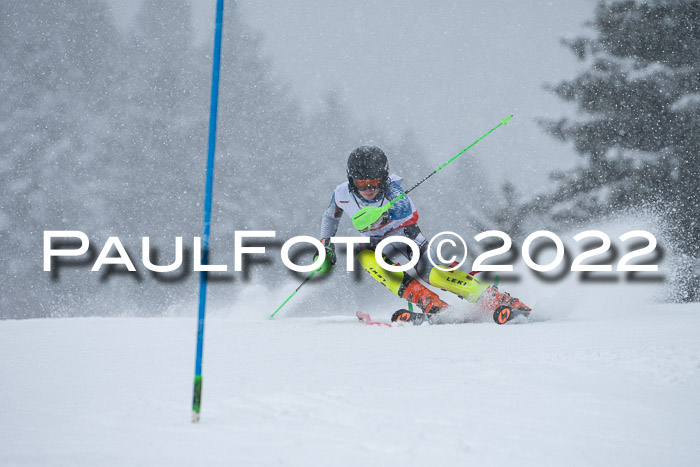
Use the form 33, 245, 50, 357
541, 0, 700, 301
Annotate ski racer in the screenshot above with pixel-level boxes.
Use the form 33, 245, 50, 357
316, 145, 530, 323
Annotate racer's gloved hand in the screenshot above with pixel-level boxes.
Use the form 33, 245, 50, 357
314, 238, 336, 274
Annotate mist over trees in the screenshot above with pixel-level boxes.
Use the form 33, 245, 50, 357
4, 1, 697, 319
0, 1, 449, 318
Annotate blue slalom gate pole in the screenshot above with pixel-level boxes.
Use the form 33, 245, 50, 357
192, 0, 225, 424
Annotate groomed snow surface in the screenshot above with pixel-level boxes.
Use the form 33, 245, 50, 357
2, 275, 700, 467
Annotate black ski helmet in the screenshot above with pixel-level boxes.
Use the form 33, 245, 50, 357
346, 146, 389, 196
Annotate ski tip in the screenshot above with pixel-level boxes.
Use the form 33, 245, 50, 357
501, 115, 513, 126
356, 311, 392, 327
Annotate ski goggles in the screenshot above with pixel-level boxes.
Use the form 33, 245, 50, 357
353, 178, 382, 191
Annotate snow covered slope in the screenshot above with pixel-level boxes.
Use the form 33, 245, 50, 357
2, 299, 699, 466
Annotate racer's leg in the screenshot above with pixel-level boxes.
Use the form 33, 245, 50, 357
355, 249, 448, 314
415, 245, 530, 313
411, 237, 489, 302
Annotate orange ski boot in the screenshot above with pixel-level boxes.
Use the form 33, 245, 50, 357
401, 279, 449, 314
478, 286, 531, 324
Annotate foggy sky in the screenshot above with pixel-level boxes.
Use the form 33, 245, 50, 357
235, 0, 596, 189
112, 0, 596, 188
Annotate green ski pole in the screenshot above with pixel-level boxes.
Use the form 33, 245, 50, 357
352, 115, 513, 231
270, 270, 316, 319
